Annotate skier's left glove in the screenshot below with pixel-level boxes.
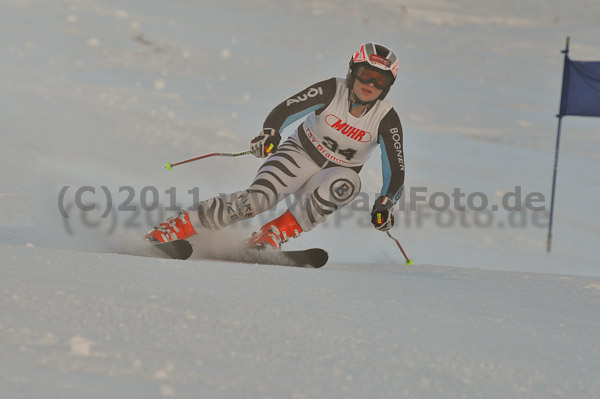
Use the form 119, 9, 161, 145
371, 196, 395, 232
251, 128, 281, 158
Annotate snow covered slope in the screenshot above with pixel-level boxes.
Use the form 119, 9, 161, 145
2, 242, 600, 398
1, 0, 600, 397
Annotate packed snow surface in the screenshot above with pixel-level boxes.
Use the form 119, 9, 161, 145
1, 0, 600, 397
3, 243, 600, 398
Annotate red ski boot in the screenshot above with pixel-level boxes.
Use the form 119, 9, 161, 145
247, 211, 303, 250
144, 210, 197, 243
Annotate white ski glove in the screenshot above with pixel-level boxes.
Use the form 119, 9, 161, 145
371, 196, 395, 231
250, 128, 281, 158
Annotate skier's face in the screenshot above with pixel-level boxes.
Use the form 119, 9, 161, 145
353, 78, 383, 103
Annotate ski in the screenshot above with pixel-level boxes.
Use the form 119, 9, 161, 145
209, 247, 329, 268
149, 239, 328, 268
151, 239, 194, 260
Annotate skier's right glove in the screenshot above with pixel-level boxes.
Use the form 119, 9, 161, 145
371, 196, 395, 232
251, 128, 281, 158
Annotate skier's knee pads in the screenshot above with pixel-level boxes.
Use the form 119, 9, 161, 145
316, 167, 361, 207
291, 167, 361, 231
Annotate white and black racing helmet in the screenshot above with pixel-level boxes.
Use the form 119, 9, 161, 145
346, 42, 399, 101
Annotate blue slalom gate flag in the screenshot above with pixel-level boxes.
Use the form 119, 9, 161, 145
548, 38, 600, 253
559, 56, 600, 117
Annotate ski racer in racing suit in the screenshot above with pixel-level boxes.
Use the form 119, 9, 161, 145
145, 43, 405, 250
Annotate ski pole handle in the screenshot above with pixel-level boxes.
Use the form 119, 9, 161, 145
165, 150, 252, 170
386, 231, 413, 265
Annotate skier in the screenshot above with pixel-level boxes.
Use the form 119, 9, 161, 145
145, 42, 405, 250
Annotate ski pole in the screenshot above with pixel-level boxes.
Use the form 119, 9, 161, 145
386, 231, 413, 265
165, 150, 252, 170
165, 143, 275, 170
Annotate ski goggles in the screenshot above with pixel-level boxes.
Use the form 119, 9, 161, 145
355, 66, 392, 90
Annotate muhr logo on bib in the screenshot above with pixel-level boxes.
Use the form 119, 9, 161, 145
325, 114, 372, 143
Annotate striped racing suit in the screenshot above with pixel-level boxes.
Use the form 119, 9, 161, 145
193, 77, 405, 232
